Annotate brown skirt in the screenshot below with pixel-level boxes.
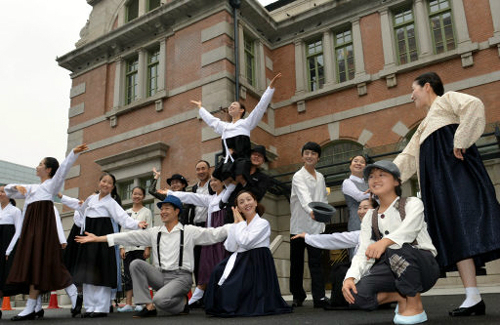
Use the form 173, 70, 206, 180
5, 200, 72, 295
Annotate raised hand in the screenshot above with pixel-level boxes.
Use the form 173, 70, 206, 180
269, 72, 282, 89
73, 144, 89, 154
190, 100, 202, 108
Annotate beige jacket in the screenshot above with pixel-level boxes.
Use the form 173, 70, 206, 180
394, 91, 485, 183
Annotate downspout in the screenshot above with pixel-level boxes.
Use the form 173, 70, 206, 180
230, 0, 241, 101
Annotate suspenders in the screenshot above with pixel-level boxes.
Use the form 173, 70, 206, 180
371, 197, 418, 245
156, 226, 185, 270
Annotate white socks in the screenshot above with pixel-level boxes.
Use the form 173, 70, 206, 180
188, 288, 205, 305
18, 298, 36, 316
65, 284, 78, 308
35, 296, 42, 313
460, 287, 481, 308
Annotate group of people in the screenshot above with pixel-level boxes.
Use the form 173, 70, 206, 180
1, 71, 499, 324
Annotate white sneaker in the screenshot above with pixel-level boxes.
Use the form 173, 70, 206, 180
117, 304, 134, 312
134, 305, 144, 312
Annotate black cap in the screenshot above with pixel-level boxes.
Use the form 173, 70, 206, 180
251, 145, 269, 162
166, 174, 188, 187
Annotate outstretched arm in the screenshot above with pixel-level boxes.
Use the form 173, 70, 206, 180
75, 231, 108, 243
269, 72, 282, 89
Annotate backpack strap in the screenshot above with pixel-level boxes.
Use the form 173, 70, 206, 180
179, 227, 184, 268
157, 229, 162, 269
371, 207, 382, 242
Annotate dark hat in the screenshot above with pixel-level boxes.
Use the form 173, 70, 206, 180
166, 174, 188, 187
251, 145, 269, 162
363, 160, 401, 181
308, 202, 336, 223
156, 195, 183, 214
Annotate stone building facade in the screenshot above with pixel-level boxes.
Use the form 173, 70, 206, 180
57, 0, 500, 293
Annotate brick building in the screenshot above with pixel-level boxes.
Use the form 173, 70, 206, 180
57, 0, 500, 293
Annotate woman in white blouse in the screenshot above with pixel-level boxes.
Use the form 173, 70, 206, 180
71, 173, 147, 318
204, 190, 292, 317
342, 160, 439, 325
394, 72, 500, 316
0, 186, 22, 319
3, 144, 88, 321
118, 186, 152, 313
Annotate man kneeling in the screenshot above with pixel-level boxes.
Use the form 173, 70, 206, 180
76, 195, 231, 317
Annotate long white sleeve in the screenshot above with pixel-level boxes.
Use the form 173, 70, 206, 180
5, 207, 23, 256
305, 231, 360, 250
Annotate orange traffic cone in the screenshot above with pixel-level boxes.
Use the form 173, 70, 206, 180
47, 291, 60, 309
1, 297, 12, 311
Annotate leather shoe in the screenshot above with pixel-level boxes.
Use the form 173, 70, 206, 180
292, 298, 304, 307
133, 307, 157, 318
35, 309, 44, 319
89, 312, 107, 318
81, 312, 93, 318
313, 297, 331, 308
11, 312, 36, 321
449, 300, 485, 316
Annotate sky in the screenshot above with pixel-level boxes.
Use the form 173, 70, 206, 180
1, 0, 276, 169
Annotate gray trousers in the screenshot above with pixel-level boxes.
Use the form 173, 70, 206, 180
130, 259, 192, 314
351, 244, 439, 311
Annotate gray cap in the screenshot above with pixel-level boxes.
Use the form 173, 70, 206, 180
363, 160, 401, 180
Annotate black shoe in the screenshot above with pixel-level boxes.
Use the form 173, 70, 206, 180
0, 309, 2, 319
81, 312, 93, 318
180, 303, 189, 315
314, 297, 331, 308
109, 305, 113, 313
71, 295, 83, 317
189, 300, 204, 309
449, 300, 486, 316
11, 312, 36, 321
133, 307, 157, 318
89, 312, 107, 318
35, 309, 44, 319
292, 298, 305, 307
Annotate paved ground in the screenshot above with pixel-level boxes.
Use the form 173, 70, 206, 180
1, 293, 500, 324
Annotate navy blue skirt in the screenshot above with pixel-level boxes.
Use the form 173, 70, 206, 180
205, 247, 292, 317
420, 124, 500, 271
63, 223, 81, 279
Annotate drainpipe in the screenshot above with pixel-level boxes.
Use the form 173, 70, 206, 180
230, 0, 241, 101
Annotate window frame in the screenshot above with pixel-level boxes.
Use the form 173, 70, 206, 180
147, 47, 160, 97
125, 56, 139, 104
305, 38, 325, 92
126, 0, 139, 23
393, 5, 419, 65
333, 28, 355, 83
244, 34, 256, 87
147, 0, 161, 12
428, 0, 456, 54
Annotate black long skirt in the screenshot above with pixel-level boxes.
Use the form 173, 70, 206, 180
420, 124, 500, 271
0, 224, 16, 296
5, 201, 73, 295
63, 223, 81, 280
204, 247, 292, 317
73, 217, 117, 288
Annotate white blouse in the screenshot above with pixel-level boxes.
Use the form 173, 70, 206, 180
168, 183, 236, 227
76, 193, 140, 232
394, 91, 485, 183
121, 206, 153, 252
218, 214, 270, 285
345, 197, 437, 284
0, 203, 23, 256
341, 175, 369, 202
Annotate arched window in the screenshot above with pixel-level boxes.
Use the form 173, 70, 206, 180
317, 140, 364, 186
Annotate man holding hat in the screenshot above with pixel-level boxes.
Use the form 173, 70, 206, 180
76, 195, 232, 318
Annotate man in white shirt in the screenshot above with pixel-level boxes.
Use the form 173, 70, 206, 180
75, 195, 231, 318
289, 142, 329, 308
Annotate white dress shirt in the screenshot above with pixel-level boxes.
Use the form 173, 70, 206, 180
345, 197, 437, 284
107, 223, 231, 272
0, 203, 23, 256
121, 206, 153, 252
169, 183, 236, 227
193, 181, 210, 224
290, 166, 328, 235
305, 231, 360, 253
341, 175, 369, 202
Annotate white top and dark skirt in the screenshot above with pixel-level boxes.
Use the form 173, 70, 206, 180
72, 193, 140, 288
204, 214, 292, 317
394, 91, 500, 271
199, 87, 275, 180
0, 202, 22, 296
169, 183, 235, 285
3, 150, 80, 295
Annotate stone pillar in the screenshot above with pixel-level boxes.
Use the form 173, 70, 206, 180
113, 58, 123, 108
137, 48, 147, 100
351, 19, 366, 77
294, 39, 306, 94
380, 8, 396, 69
256, 39, 266, 91
157, 38, 166, 92
414, 0, 432, 57
322, 31, 335, 86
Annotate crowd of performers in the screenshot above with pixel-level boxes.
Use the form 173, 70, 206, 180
1, 72, 499, 324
